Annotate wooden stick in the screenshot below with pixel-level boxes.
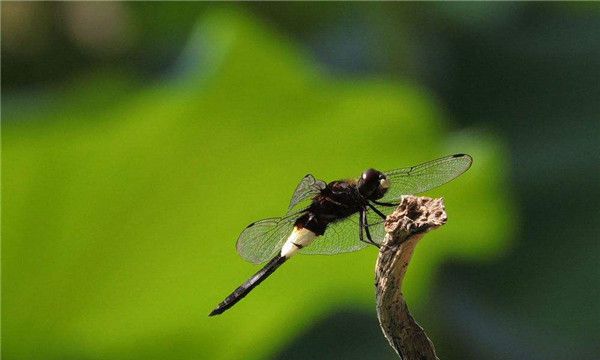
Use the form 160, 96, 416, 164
375, 196, 447, 360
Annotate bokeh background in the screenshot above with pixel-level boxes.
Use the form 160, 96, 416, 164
3, 2, 599, 360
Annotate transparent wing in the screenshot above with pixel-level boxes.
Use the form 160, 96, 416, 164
236, 213, 299, 264
236, 175, 326, 264
300, 213, 369, 255
300, 205, 403, 255
287, 174, 327, 214
380, 154, 472, 202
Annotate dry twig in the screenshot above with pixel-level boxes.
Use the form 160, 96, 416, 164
375, 196, 447, 360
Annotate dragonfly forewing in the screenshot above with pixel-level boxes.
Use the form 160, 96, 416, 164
380, 154, 472, 202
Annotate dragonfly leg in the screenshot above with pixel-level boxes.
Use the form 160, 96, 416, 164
362, 209, 380, 248
367, 202, 387, 220
358, 209, 369, 245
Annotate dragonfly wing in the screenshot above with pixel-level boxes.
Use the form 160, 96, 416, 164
300, 204, 404, 255
236, 213, 299, 264
380, 154, 472, 202
287, 174, 327, 214
300, 213, 369, 255
237, 174, 325, 264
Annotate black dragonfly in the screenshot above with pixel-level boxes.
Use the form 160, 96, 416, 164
209, 154, 472, 316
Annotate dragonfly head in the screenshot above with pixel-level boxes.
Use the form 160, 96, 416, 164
358, 168, 390, 200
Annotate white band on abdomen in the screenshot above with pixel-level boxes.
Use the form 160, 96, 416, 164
280, 227, 317, 258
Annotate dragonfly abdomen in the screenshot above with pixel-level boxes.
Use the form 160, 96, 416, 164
280, 227, 317, 258
209, 255, 287, 316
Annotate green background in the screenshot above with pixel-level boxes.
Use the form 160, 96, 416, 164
3, 3, 599, 359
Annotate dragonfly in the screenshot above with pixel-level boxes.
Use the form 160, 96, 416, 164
209, 154, 472, 316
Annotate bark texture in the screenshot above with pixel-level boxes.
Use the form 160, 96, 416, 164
375, 196, 447, 360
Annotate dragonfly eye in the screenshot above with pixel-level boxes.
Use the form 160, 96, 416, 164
359, 168, 384, 198
361, 168, 379, 183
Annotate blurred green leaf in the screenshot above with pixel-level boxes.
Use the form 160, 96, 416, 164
2, 9, 514, 360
